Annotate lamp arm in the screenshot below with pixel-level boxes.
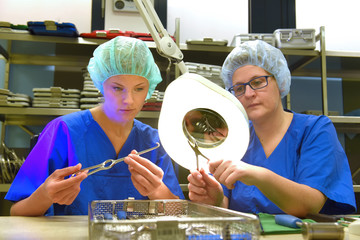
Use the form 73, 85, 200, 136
134, 0, 188, 74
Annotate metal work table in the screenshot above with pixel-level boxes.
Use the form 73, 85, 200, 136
0, 215, 359, 240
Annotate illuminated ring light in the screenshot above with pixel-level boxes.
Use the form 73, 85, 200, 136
158, 73, 249, 171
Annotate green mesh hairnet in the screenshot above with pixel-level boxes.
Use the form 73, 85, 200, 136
87, 36, 162, 99
221, 40, 291, 98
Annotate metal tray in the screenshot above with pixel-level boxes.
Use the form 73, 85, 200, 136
89, 199, 260, 240
231, 34, 275, 47
274, 28, 316, 49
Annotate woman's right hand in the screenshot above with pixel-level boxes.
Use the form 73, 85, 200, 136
10, 163, 88, 216
187, 168, 224, 207
42, 163, 88, 205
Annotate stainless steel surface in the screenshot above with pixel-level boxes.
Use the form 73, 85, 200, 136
88, 199, 261, 240
0, 215, 358, 239
302, 222, 344, 240
182, 108, 228, 149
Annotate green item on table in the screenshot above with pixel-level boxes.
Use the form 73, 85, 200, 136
258, 213, 316, 235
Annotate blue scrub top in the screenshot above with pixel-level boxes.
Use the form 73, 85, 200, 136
5, 110, 184, 215
223, 111, 356, 214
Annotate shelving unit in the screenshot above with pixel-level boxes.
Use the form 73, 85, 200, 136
1, 27, 360, 194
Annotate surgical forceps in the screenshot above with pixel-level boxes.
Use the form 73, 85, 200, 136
187, 140, 210, 170
72, 142, 160, 177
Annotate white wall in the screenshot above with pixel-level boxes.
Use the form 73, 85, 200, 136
104, 0, 248, 44
296, 0, 359, 51
167, 0, 248, 44
0, 0, 92, 33
0, 0, 359, 51
104, 0, 149, 32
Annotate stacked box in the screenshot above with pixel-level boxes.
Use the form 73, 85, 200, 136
32, 87, 80, 108
142, 90, 164, 111
274, 29, 316, 49
0, 89, 30, 107
231, 33, 275, 47
231, 29, 316, 50
80, 71, 103, 110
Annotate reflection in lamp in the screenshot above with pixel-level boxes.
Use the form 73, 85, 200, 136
183, 108, 228, 148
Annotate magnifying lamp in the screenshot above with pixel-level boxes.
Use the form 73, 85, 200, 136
134, 0, 250, 171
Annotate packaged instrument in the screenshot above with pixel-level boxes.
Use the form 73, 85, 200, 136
0, 21, 28, 33
274, 28, 316, 49
27, 20, 79, 37
0, 89, 30, 107
80, 29, 169, 42
80, 29, 133, 39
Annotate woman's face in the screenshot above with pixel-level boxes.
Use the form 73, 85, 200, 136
102, 75, 149, 123
232, 65, 281, 122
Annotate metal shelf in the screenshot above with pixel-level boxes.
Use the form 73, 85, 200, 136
329, 116, 360, 133
179, 43, 233, 53
0, 32, 107, 46
0, 32, 157, 48
10, 54, 90, 67
0, 107, 78, 116
326, 50, 360, 58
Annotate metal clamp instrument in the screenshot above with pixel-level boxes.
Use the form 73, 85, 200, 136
72, 142, 160, 176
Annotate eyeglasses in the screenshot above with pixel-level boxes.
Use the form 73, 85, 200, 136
228, 75, 273, 97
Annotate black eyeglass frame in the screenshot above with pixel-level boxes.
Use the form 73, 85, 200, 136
228, 75, 274, 97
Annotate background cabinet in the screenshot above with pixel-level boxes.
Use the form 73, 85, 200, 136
1, 26, 359, 213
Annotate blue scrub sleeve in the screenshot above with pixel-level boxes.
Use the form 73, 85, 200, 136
4, 119, 78, 215
294, 116, 355, 214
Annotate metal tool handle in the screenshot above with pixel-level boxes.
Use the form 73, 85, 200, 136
275, 214, 302, 228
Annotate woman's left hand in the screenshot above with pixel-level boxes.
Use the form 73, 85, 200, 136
124, 150, 164, 197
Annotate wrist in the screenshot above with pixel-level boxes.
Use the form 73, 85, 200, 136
148, 183, 177, 200
38, 183, 54, 205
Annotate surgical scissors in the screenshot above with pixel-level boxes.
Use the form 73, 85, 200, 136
72, 142, 160, 177
187, 140, 210, 170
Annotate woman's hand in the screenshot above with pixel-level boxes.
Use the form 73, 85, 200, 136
209, 159, 326, 217
209, 159, 261, 189
124, 150, 165, 197
10, 163, 87, 216
42, 163, 88, 205
187, 168, 224, 207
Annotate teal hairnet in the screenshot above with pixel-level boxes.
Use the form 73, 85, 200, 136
87, 36, 162, 99
221, 40, 291, 98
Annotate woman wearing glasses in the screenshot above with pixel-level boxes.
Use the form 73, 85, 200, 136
187, 40, 356, 217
